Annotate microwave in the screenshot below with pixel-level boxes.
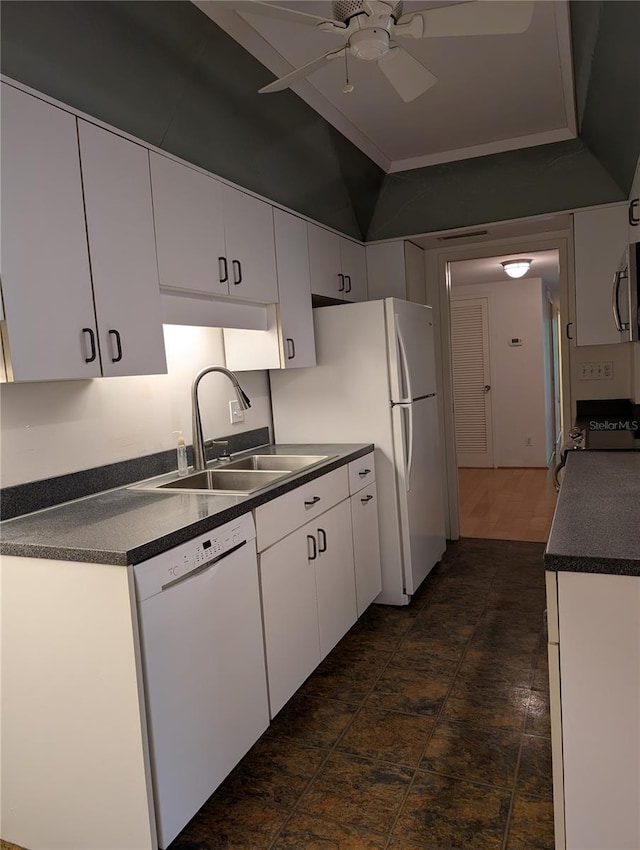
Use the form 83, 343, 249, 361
612, 241, 639, 341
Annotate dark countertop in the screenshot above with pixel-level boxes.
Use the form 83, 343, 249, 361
544, 451, 640, 576
0, 444, 373, 566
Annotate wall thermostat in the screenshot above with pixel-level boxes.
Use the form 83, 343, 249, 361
509, 337, 523, 346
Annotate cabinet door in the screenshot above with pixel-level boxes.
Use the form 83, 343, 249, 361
574, 204, 629, 346
274, 209, 316, 368
308, 222, 343, 298
150, 152, 228, 296
351, 483, 382, 616
314, 502, 357, 659
222, 186, 278, 303
340, 238, 368, 302
78, 121, 167, 377
0, 84, 99, 380
259, 527, 321, 716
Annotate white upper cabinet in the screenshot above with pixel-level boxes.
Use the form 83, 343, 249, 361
273, 209, 316, 368
573, 203, 629, 346
222, 186, 278, 303
150, 153, 278, 303
366, 241, 426, 303
0, 83, 100, 381
150, 152, 228, 297
308, 222, 367, 302
340, 237, 368, 302
78, 121, 166, 377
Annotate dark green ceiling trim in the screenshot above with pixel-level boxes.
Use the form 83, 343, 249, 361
366, 138, 624, 241
0, 0, 383, 239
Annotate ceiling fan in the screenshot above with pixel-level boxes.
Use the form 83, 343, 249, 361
226, 0, 535, 102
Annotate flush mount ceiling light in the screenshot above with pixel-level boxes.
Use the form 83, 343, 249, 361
501, 259, 532, 279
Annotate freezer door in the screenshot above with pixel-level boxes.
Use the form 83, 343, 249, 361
385, 298, 436, 402
392, 396, 446, 596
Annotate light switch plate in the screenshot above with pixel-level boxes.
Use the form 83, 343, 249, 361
229, 400, 244, 423
579, 361, 614, 380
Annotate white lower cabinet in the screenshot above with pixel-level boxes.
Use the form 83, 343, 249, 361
255, 462, 378, 717
259, 522, 322, 717
348, 454, 382, 615
546, 570, 640, 850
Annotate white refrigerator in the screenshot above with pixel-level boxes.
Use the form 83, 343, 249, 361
269, 298, 446, 606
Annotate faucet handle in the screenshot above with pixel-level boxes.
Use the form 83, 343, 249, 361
204, 438, 231, 461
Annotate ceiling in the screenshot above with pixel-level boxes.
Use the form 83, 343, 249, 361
197, 0, 576, 173
450, 248, 560, 289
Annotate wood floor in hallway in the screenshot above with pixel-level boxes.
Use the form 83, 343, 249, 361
458, 467, 558, 543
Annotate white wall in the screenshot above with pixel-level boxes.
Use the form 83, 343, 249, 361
0, 325, 272, 487
452, 277, 549, 467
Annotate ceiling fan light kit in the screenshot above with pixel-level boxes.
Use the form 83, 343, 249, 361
502, 259, 533, 279
233, 0, 535, 102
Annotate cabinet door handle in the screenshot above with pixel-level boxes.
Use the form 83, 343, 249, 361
219, 256, 229, 284
82, 327, 97, 363
358, 468, 371, 477
317, 528, 327, 553
630, 198, 639, 226
307, 534, 317, 561
108, 329, 123, 363
565, 321, 573, 340
232, 259, 242, 285
361, 494, 374, 504
286, 338, 296, 360
345, 274, 352, 293
338, 273, 345, 292
304, 495, 321, 507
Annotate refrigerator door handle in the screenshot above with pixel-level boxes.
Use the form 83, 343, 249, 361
395, 319, 412, 403
397, 403, 414, 492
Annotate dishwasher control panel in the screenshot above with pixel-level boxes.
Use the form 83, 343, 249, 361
133, 512, 256, 602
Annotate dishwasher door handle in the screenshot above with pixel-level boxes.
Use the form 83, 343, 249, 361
161, 540, 247, 591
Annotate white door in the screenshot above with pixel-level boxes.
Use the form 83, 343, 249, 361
313, 502, 357, 659
450, 297, 494, 468
340, 238, 368, 302
351, 484, 383, 615
274, 209, 316, 368
392, 396, 446, 596
150, 152, 228, 296
308, 222, 342, 298
0, 83, 100, 380
259, 526, 321, 716
78, 121, 167, 377
386, 299, 436, 401
222, 186, 278, 302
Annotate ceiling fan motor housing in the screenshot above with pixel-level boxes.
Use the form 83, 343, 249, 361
349, 28, 390, 60
332, 0, 404, 25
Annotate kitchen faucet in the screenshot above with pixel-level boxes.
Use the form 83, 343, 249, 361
191, 366, 251, 471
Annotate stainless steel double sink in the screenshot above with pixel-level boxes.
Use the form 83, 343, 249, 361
130, 453, 334, 496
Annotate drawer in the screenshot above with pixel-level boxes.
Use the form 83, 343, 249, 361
348, 452, 376, 495
255, 466, 349, 552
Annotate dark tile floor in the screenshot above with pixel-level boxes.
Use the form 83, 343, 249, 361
170, 538, 554, 850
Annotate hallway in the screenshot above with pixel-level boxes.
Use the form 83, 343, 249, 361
169, 538, 553, 850
457, 467, 558, 543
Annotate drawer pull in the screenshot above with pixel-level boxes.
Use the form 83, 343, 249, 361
361, 494, 374, 504
307, 534, 317, 561
304, 496, 321, 507
358, 468, 372, 477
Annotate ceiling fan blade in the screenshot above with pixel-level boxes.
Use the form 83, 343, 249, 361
224, 1, 346, 29
259, 47, 347, 93
400, 0, 535, 38
377, 47, 438, 102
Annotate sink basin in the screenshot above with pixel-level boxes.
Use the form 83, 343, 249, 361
220, 454, 331, 472
158, 469, 288, 494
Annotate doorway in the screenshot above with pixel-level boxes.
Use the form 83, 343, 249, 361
422, 225, 572, 543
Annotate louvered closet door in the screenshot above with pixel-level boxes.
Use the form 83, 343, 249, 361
450, 298, 494, 467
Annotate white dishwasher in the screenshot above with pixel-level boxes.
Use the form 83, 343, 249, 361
134, 512, 269, 849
